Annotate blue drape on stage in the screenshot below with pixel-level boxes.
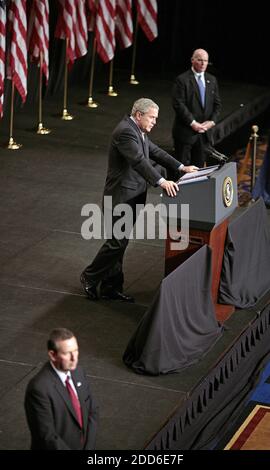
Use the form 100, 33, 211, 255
252, 140, 270, 206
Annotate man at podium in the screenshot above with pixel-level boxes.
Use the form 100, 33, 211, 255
80, 98, 198, 303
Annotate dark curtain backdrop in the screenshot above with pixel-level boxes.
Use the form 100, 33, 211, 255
47, 0, 269, 90
133, 0, 268, 84
3, 0, 269, 110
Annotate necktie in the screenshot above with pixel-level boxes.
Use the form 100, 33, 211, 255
65, 375, 83, 428
197, 75, 205, 107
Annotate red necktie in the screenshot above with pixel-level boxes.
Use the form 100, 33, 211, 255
65, 375, 83, 428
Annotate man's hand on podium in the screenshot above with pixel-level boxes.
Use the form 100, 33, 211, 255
182, 165, 199, 173
160, 180, 179, 197
161, 166, 198, 196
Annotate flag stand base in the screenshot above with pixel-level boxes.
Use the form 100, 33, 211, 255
7, 137, 22, 150
37, 123, 51, 135
87, 97, 99, 108
130, 74, 139, 85
62, 109, 74, 120
107, 86, 118, 97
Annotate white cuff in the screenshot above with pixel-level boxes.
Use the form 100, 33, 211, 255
157, 177, 166, 185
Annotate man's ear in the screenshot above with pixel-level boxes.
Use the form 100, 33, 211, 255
48, 350, 56, 363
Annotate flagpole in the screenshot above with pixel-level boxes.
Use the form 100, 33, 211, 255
87, 36, 98, 108
130, 16, 139, 85
7, 82, 22, 150
37, 52, 51, 134
107, 60, 118, 96
62, 38, 73, 120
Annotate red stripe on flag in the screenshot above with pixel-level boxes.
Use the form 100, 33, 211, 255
115, 0, 133, 49
0, 0, 6, 117
95, 0, 116, 63
55, 0, 88, 68
8, 0, 28, 102
28, 0, 49, 82
136, 0, 158, 42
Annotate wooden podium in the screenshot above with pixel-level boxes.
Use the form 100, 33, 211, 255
162, 163, 238, 322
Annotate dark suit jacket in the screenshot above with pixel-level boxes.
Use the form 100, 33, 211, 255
103, 115, 182, 207
172, 69, 222, 145
24, 362, 98, 450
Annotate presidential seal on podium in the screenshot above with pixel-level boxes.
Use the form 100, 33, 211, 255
222, 176, 234, 207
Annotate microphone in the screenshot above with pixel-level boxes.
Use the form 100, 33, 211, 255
212, 148, 229, 161
205, 146, 228, 163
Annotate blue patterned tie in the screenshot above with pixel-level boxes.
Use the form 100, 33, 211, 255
197, 75, 205, 107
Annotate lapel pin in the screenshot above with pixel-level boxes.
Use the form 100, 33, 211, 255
77, 382, 82, 387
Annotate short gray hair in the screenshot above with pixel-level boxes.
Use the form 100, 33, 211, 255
131, 98, 159, 116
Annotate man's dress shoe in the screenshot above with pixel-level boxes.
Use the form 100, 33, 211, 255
80, 274, 98, 300
100, 288, 134, 303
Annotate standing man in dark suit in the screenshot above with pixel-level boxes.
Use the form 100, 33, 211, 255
24, 328, 98, 450
172, 48, 222, 167
80, 98, 198, 303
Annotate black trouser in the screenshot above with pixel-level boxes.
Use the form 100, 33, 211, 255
83, 192, 146, 291
174, 135, 207, 168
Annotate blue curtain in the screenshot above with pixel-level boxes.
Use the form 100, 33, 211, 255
252, 140, 270, 206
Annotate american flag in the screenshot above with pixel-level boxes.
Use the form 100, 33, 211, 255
28, 0, 50, 83
95, 0, 116, 63
8, 0, 28, 102
0, 0, 6, 118
55, 0, 88, 68
115, 0, 133, 49
86, 0, 96, 32
136, 0, 158, 41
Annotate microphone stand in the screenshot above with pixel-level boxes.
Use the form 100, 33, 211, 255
206, 146, 229, 167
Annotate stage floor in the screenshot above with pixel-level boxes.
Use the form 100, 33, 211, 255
0, 75, 269, 450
